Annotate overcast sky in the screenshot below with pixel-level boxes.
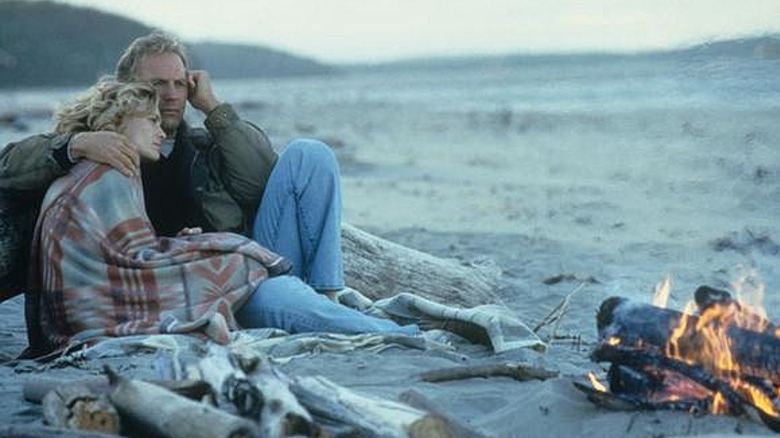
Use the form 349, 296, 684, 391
57, 0, 780, 63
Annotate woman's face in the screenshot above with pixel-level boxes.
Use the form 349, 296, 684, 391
118, 108, 165, 162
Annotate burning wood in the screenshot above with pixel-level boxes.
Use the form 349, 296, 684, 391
580, 287, 780, 432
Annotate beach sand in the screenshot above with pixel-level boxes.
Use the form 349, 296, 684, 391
0, 77, 778, 437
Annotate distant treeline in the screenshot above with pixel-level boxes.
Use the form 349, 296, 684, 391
0, 0, 335, 89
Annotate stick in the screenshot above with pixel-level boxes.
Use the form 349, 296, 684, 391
533, 283, 586, 338
420, 362, 558, 383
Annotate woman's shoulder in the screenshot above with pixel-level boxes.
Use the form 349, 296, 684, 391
71, 161, 138, 185
48, 162, 141, 204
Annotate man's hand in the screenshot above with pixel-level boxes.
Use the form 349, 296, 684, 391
187, 70, 221, 114
69, 132, 139, 177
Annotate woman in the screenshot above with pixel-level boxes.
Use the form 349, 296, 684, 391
24, 79, 415, 358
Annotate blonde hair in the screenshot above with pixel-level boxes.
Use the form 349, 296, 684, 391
115, 31, 189, 82
54, 78, 158, 133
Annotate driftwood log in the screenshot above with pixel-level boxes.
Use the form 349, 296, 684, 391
289, 375, 451, 438
342, 223, 500, 308
41, 384, 119, 435
105, 367, 259, 438
0, 425, 121, 438
23, 376, 212, 404
597, 296, 780, 385
193, 346, 316, 437
399, 389, 489, 438
192, 345, 451, 438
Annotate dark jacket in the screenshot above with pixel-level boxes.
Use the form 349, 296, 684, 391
0, 103, 278, 237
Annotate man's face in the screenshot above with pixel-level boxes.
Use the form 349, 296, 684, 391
136, 53, 188, 136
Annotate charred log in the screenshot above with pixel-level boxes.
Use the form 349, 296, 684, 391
572, 380, 711, 413
596, 296, 780, 385
694, 286, 778, 334
592, 343, 780, 431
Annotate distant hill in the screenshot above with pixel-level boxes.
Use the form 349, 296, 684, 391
189, 43, 334, 79
0, 0, 334, 88
348, 35, 780, 73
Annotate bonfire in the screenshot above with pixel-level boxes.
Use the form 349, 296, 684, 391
576, 274, 779, 432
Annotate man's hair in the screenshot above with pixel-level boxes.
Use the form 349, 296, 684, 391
115, 31, 189, 82
54, 78, 159, 133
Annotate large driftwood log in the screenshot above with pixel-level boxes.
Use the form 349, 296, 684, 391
289, 375, 451, 438
342, 223, 500, 308
194, 346, 317, 437
0, 425, 121, 438
105, 367, 259, 438
23, 376, 212, 404
399, 389, 490, 438
42, 384, 120, 435
193, 345, 449, 437
597, 296, 780, 385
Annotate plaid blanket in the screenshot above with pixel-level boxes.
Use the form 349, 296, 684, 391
24, 162, 290, 357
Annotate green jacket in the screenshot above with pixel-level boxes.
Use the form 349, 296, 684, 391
0, 103, 278, 237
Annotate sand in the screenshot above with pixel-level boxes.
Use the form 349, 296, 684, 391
0, 75, 778, 437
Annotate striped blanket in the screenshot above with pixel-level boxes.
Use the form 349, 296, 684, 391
24, 162, 290, 357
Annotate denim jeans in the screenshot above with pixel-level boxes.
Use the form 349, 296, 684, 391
235, 276, 419, 335
252, 139, 344, 292
245, 140, 418, 335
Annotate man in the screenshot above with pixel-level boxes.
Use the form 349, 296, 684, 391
0, 31, 344, 296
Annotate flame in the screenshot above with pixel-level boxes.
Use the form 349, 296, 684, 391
607, 336, 621, 346
653, 274, 673, 308
712, 392, 727, 414
587, 372, 607, 392
734, 380, 779, 417
661, 273, 779, 419
665, 301, 697, 361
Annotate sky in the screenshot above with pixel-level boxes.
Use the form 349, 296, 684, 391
56, 0, 780, 63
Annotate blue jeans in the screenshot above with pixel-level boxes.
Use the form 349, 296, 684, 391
235, 276, 419, 335
245, 139, 418, 335
252, 139, 344, 292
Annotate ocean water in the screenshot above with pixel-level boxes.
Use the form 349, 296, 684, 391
211, 55, 780, 114
1, 54, 778, 146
